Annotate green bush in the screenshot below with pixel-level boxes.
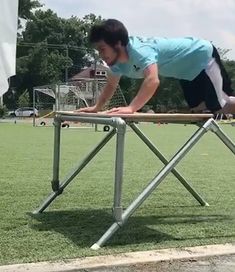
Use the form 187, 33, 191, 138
0, 105, 7, 118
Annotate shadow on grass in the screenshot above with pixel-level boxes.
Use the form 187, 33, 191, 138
28, 209, 233, 248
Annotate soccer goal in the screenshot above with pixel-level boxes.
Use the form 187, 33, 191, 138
33, 78, 127, 128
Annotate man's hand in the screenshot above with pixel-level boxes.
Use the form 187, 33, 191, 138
74, 105, 98, 113
106, 106, 135, 114
74, 74, 120, 114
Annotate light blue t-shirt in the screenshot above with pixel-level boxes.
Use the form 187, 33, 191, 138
110, 36, 213, 80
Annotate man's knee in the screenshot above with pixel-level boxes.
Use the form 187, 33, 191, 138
217, 97, 235, 114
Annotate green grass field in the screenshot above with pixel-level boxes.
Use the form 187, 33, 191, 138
0, 122, 235, 265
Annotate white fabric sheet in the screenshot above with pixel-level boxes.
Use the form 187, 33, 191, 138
0, 0, 18, 96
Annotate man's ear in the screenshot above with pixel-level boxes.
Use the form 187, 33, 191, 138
115, 41, 122, 48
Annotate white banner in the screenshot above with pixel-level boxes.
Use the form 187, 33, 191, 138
0, 0, 18, 97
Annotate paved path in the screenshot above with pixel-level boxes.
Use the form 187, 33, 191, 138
0, 244, 235, 272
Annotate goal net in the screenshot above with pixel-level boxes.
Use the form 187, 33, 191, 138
33, 79, 127, 126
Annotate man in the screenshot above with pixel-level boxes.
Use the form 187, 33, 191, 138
77, 19, 235, 114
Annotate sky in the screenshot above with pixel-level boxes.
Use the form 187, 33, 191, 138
41, 0, 235, 60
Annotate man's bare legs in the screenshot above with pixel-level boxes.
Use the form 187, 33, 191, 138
218, 96, 235, 114
190, 102, 207, 113
190, 95, 235, 114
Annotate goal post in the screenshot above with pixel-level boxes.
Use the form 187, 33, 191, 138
33, 78, 127, 127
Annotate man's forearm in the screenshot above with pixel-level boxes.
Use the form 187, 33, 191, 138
129, 77, 159, 112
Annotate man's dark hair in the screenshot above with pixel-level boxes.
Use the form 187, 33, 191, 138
89, 19, 129, 47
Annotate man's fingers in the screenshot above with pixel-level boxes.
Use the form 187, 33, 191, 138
107, 107, 118, 113
74, 109, 86, 113
74, 107, 97, 113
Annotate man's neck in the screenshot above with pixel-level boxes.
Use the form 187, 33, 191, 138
118, 47, 129, 63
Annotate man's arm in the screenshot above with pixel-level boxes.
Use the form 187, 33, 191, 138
95, 74, 120, 111
76, 74, 120, 112
129, 63, 159, 111
108, 63, 160, 113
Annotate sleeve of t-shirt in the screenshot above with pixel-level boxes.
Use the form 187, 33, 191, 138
133, 45, 158, 71
110, 64, 123, 76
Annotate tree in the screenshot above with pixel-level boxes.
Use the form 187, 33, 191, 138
18, 0, 42, 29
18, 90, 30, 107
5, 9, 103, 109
119, 77, 141, 104
119, 76, 186, 112
17, 9, 75, 87
18, 0, 42, 20
217, 47, 231, 61
79, 14, 103, 48
224, 60, 235, 91
19, 10, 103, 77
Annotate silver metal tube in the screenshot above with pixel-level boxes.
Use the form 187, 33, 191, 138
60, 128, 116, 190
34, 128, 116, 213
51, 117, 62, 191
91, 222, 121, 250
122, 121, 211, 222
33, 88, 36, 127
113, 118, 126, 222
129, 123, 208, 206
33, 191, 61, 214
59, 115, 117, 126
91, 120, 212, 249
210, 120, 235, 155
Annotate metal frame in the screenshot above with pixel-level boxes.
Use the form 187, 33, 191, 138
33, 113, 235, 250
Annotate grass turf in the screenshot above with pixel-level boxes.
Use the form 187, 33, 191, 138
0, 121, 235, 265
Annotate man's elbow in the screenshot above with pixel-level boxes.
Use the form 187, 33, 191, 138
150, 77, 160, 90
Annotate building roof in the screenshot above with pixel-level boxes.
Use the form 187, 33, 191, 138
69, 63, 110, 81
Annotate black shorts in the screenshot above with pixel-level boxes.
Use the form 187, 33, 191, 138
179, 46, 234, 112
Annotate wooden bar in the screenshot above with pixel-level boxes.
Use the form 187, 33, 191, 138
56, 111, 213, 123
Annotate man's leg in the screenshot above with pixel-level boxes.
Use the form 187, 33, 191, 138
205, 58, 235, 114
179, 75, 205, 112
205, 46, 235, 114
180, 46, 235, 114
218, 96, 235, 113
191, 102, 207, 113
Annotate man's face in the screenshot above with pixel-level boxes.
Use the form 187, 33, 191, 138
95, 40, 120, 66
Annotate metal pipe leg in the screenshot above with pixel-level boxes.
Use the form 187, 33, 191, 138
51, 117, 62, 192
210, 119, 235, 155
33, 128, 116, 214
91, 119, 212, 249
113, 118, 126, 222
129, 123, 208, 206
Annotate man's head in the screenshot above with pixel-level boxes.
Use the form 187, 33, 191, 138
89, 19, 129, 66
